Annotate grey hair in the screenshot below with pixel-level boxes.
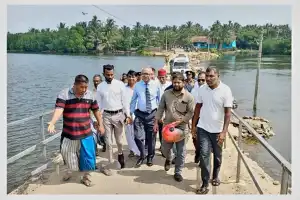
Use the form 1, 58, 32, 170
206, 66, 220, 75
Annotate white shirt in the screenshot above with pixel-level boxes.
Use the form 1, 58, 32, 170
125, 85, 137, 118
96, 79, 130, 116
191, 83, 205, 105
158, 81, 172, 98
196, 82, 233, 133
194, 81, 200, 90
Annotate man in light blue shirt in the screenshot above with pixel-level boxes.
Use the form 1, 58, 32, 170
130, 67, 160, 167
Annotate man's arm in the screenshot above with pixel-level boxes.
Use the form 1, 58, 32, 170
192, 103, 202, 127
92, 110, 103, 128
49, 109, 64, 125
192, 87, 203, 128
154, 93, 166, 123
120, 83, 130, 117
91, 96, 104, 133
222, 108, 231, 133
222, 88, 233, 133
182, 96, 195, 123
130, 84, 138, 116
48, 90, 66, 132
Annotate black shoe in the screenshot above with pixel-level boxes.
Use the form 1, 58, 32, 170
136, 157, 144, 167
118, 153, 125, 169
147, 157, 153, 166
174, 173, 183, 182
172, 157, 176, 164
196, 184, 209, 194
128, 151, 135, 157
194, 154, 200, 163
164, 160, 171, 171
102, 145, 106, 152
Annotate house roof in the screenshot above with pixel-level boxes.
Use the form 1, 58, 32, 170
191, 35, 236, 43
191, 36, 211, 43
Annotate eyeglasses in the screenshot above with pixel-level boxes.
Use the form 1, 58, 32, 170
198, 79, 205, 82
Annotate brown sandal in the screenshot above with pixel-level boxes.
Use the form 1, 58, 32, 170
62, 174, 71, 182
81, 176, 94, 187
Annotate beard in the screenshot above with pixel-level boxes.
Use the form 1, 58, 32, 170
173, 86, 183, 91
105, 77, 113, 83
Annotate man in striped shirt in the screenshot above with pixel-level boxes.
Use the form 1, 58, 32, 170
47, 74, 104, 187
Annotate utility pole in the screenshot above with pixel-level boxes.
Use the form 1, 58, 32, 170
253, 30, 264, 116
165, 30, 168, 51
207, 37, 210, 58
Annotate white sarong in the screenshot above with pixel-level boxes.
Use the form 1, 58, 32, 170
125, 115, 140, 156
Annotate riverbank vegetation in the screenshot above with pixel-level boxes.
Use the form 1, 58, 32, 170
7, 16, 291, 56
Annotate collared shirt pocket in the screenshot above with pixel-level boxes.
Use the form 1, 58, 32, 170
175, 100, 188, 114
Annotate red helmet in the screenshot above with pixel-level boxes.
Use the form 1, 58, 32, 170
162, 122, 185, 143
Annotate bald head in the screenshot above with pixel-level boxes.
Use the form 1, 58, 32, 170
142, 67, 152, 74
141, 67, 152, 83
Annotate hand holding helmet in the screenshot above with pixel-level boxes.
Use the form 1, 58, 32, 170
162, 121, 185, 143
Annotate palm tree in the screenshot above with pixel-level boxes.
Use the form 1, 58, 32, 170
102, 18, 117, 53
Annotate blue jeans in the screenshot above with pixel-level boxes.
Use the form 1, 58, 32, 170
197, 127, 222, 185
162, 138, 186, 174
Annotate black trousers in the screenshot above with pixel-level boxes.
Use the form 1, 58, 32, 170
134, 109, 157, 159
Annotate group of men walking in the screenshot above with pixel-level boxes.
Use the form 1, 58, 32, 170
47, 64, 234, 194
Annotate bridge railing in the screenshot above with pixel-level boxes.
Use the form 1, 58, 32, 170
224, 110, 291, 194
7, 110, 62, 177
7, 109, 292, 194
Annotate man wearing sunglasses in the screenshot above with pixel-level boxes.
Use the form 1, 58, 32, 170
191, 71, 206, 163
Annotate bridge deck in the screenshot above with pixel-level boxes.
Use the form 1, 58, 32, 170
14, 125, 280, 195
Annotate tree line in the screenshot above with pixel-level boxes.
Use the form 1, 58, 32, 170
7, 15, 291, 55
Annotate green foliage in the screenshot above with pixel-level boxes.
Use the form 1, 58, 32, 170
262, 38, 291, 55
137, 50, 153, 56
209, 48, 218, 54
7, 17, 291, 56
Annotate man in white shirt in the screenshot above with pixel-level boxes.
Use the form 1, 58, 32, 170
190, 71, 206, 163
151, 67, 160, 85
156, 68, 171, 150
124, 70, 140, 157
92, 74, 106, 153
192, 71, 206, 92
191, 67, 233, 194
96, 64, 131, 176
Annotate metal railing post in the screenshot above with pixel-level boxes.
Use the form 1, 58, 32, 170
39, 115, 47, 160
236, 121, 242, 183
280, 167, 289, 194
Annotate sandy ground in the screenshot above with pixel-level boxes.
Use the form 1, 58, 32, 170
10, 125, 281, 195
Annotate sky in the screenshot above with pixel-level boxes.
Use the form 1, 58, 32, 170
7, 5, 292, 33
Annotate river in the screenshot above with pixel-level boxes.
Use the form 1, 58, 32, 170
7, 53, 291, 193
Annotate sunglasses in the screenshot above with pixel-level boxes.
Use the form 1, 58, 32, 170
198, 79, 205, 82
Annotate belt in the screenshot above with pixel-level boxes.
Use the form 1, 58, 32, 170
137, 109, 157, 114
104, 109, 123, 114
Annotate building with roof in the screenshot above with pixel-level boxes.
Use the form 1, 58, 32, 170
191, 36, 236, 49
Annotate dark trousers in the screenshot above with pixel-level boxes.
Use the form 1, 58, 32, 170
134, 109, 157, 159
192, 137, 199, 157
158, 121, 163, 146
197, 127, 222, 185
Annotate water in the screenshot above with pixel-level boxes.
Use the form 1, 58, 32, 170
7, 53, 291, 193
